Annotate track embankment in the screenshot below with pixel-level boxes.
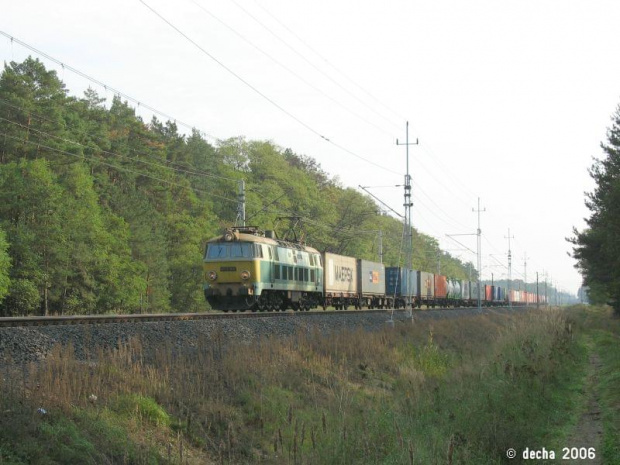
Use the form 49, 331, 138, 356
0, 307, 532, 364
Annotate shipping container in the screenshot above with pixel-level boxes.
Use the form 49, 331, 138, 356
448, 279, 462, 300
435, 275, 448, 299
323, 253, 358, 296
497, 286, 504, 303
386, 267, 418, 298
357, 260, 386, 296
485, 285, 493, 302
461, 280, 471, 302
418, 272, 435, 300
471, 281, 481, 303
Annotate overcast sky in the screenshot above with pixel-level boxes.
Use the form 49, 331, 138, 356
3, 0, 620, 294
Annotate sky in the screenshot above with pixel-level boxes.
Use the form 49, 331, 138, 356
2, 0, 620, 295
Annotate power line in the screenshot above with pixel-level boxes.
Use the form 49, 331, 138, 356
0, 131, 239, 204
0, 113, 238, 183
252, 0, 407, 125
230, 0, 403, 132
0, 30, 218, 143
0, 106, 238, 181
191, 1, 396, 139
137, 4, 401, 176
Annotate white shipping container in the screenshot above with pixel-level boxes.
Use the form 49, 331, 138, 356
323, 253, 358, 295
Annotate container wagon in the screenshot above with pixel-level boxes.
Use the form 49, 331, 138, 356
357, 259, 389, 308
386, 267, 418, 308
418, 271, 435, 308
323, 252, 357, 309
447, 279, 462, 307
434, 275, 448, 307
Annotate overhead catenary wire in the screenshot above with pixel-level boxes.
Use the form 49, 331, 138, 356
0, 113, 239, 184
138, 2, 400, 176
2, 99, 472, 268
2, 28, 482, 245
0, 97, 235, 181
191, 1, 396, 139
0, 131, 239, 204
0, 30, 218, 143
229, 0, 403, 133
251, 0, 407, 125
1, 28, 551, 288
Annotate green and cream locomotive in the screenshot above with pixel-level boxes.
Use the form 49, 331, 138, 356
203, 226, 323, 312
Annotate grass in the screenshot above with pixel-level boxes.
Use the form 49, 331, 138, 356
567, 304, 620, 464
0, 306, 612, 464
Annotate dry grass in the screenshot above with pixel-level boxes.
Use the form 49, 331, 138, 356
0, 308, 584, 464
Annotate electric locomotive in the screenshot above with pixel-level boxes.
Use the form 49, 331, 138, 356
203, 226, 323, 312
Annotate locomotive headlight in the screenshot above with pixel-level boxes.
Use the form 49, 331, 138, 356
208, 271, 217, 281
240, 270, 251, 281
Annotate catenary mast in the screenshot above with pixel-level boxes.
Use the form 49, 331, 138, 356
397, 122, 418, 315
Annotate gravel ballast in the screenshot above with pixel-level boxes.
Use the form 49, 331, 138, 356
0, 307, 532, 365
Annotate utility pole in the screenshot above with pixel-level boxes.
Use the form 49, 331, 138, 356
379, 230, 383, 264
536, 271, 539, 309
397, 122, 418, 316
505, 229, 514, 308
523, 252, 528, 307
237, 179, 246, 227
472, 198, 485, 311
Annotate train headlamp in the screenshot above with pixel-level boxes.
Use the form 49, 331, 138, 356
208, 271, 217, 281
240, 270, 251, 281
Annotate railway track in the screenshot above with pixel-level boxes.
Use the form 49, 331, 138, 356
0, 306, 509, 327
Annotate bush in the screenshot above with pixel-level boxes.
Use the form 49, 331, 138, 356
1, 278, 40, 316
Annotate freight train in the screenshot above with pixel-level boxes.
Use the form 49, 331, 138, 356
203, 226, 547, 312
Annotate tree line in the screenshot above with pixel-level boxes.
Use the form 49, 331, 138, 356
570, 102, 620, 315
0, 57, 473, 316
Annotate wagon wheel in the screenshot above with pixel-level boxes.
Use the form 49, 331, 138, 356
272, 295, 283, 312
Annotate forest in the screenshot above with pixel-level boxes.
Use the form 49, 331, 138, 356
0, 57, 475, 316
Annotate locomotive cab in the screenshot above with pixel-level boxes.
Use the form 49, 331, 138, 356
203, 227, 323, 312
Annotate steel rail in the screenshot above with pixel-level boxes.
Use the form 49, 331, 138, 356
0, 306, 527, 327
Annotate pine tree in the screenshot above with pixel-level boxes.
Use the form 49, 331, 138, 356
570, 103, 620, 314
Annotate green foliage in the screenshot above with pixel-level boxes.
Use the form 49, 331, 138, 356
113, 394, 171, 427
570, 103, 620, 314
38, 418, 98, 464
0, 227, 10, 301
2, 278, 39, 316
0, 57, 472, 315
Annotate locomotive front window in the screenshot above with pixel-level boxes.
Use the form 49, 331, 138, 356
207, 242, 256, 259
207, 244, 229, 259
231, 243, 253, 258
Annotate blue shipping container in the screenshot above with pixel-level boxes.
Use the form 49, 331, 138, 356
386, 267, 418, 298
